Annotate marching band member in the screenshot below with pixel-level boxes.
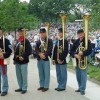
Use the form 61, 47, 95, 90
0, 27, 12, 96
13, 27, 32, 94
36, 28, 53, 92
53, 28, 68, 91
70, 29, 92, 95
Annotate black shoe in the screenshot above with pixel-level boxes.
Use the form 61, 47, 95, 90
37, 87, 44, 91
1, 92, 8, 96
75, 89, 80, 92
80, 91, 85, 95
0, 91, 1, 93
42, 88, 49, 92
55, 88, 58, 90
56, 88, 65, 91
21, 90, 27, 94
15, 89, 22, 92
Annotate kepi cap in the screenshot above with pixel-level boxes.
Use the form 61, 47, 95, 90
17, 27, 24, 32
40, 28, 46, 33
77, 29, 84, 34
58, 27, 63, 33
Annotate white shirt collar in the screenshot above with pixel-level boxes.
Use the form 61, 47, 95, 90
59, 38, 63, 40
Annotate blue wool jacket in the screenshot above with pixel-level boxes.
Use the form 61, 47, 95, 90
70, 38, 92, 65
0, 37, 12, 58
13, 39, 32, 64
53, 39, 68, 64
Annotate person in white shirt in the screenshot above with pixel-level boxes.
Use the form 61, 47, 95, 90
7, 33, 13, 45
34, 34, 39, 42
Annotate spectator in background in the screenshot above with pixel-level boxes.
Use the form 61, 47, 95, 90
88, 36, 96, 63
7, 33, 13, 45
93, 37, 100, 66
95, 37, 100, 52
34, 34, 39, 42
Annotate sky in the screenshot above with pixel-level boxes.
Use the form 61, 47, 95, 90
20, 0, 30, 3
1, 0, 30, 3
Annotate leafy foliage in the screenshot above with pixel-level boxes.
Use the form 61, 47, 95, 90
0, 0, 37, 31
0, 0, 99, 31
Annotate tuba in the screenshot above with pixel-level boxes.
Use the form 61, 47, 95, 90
78, 13, 91, 69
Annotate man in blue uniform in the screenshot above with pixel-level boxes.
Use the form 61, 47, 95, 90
70, 29, 92, 95
36, 28, 53, 92
0, 27, 12, 96
13, 27, 32, 94
53, 28, 68, 91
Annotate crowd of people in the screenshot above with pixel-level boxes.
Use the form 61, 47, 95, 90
2, 22, 100, 67
27, 22, 100, 66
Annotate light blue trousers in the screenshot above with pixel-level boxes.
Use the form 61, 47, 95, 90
76, 66, 88, 92
0, 65, 8, 92
15, 63, 28, 91
56, 64, 67, 89
37, 60, 50, 88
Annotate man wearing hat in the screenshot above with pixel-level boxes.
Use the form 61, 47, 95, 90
13, 27, 32, 94
36, 28, 53, 92
70, 29, 92, 95
52, 27, 68, 91
0, 27, 12, 96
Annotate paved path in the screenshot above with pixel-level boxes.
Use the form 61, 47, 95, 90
0, 55, 100, 100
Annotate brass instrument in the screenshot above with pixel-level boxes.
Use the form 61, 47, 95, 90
46, 22, 50, 50
22, 28, 28, 52
0, 48, 3, 57
57, 12, 67, 59
40, 22, 50, 53
78, 13, 90, 69
78, 42, 87, 69
18, 44, 24, 57
57, 44, 63, 59
60, 12, 67, 50
40, 40, 46, 53
0, 32, 4, 56
0, 50, 3, 56
1, 32, 10, 65
16, 28, 27, 58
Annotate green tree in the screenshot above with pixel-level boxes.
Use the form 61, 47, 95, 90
0, 0, 37, 31
28, 0, 74, 22
89, 0, 100, 30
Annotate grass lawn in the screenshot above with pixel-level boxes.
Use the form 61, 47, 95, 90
67, 61, 100, 81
